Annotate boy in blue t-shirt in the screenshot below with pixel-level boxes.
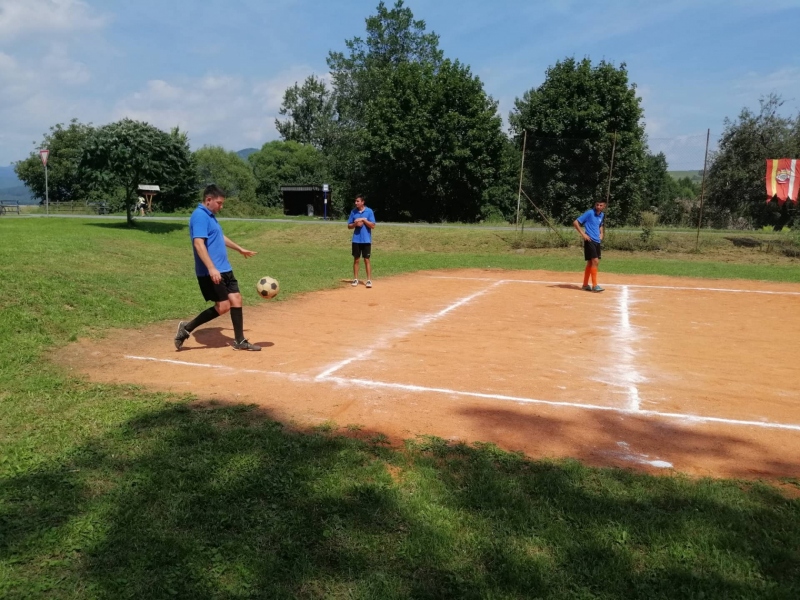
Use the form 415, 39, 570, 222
347, 195, 376, 288
573, 201, 606, 293
174, 184, 261, 351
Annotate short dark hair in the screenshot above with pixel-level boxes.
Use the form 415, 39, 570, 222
204, 184, 226, 200
355, 194, 365, 202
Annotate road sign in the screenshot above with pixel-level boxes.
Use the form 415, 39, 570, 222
39, 149, 49, 166
322, 183, 329, 192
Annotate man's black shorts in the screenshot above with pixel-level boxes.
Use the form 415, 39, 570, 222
352, 243, 372, 259
197, 271, 240, 302
583, 240, 602, 261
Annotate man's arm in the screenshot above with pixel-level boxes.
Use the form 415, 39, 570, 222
224, 235, 257, 258
361, 212, 376, 230
599, 223, 604, 241
193, 238, 222, 284
573, 220, 590, 242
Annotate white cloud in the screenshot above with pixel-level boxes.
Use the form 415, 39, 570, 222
0, 0, 107, 42
735, 67, 800, 101
113, 67, 323, 151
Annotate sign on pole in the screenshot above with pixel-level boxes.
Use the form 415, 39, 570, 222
40, 149, 49, 166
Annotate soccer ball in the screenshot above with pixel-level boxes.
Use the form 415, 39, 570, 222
256, 276, 279, 299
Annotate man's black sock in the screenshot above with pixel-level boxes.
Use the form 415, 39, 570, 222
186, 307, 220, 332
230, 307, 244, 342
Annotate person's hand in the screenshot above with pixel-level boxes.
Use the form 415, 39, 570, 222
354, 218, 363, 226
209, 268, 222, 284
239, 248, 257, 258
582, 233, 591, 242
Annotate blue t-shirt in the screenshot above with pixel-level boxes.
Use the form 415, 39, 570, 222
189, 204, 232, 276
348, 207, 376, 243
577, 208, 605, 244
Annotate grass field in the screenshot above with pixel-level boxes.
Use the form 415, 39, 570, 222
1, 217, 799, 599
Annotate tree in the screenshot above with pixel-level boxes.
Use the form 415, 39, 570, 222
248, 141, 327, 208
194, 146, 257, 204
14, 119, 97, 204
275, 75, 336, 151
295, 0, 510, 222
79, 119, 196, 225
706, 94, 800, 229
509, 58, 647, 226
359, 58, 507, 222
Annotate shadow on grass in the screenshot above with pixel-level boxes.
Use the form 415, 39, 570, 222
87, 221, 187, 235
1, 402, 798, 599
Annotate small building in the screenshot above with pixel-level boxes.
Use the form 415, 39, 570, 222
280, 185, 330, 217
137, 184, 160, 213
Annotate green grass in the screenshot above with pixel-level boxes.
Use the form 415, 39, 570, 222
1, 217, 799, 599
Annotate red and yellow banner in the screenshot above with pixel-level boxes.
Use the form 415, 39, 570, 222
766, 159, 800, 204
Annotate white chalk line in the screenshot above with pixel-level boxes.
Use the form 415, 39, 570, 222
613, 285, 643, 412
125, 355, 800, 433
314, 280, 505, 380
426, 276, 800, 296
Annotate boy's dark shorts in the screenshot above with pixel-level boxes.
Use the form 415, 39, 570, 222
583, 240, 602, 261
197, 271, 240, 302
352, 243, 372, 259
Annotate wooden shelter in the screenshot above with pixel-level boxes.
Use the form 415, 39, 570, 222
137, 184, 160, 213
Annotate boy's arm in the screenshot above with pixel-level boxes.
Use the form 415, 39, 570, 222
193, 238, 221, 284
599, 223, 605, 241
573, 220, 590, 241
224, 235, 257, 258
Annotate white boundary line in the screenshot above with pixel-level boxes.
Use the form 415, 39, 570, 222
606, 285, 642, 411
123, 355, 800, 432
426, 276, 800, 296
315, 280, 505, 380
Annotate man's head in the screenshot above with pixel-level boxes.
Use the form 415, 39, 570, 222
354, 195, 365, 210
594, 201, 607, 214
203, 184, 226, 214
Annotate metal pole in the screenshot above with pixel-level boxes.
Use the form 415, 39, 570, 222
516, 130, 527, 229
45, 163, 49, 216
605, 131, 617, 205
695, 128, 711, 252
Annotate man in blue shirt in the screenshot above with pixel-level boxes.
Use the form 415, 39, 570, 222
573, 200, 606, 293
174, 184, 261, 351
347, 195, 376, 288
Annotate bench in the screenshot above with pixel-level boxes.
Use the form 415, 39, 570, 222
0, 202, 21, 215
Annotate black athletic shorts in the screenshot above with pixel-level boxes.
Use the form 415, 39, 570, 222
352, 242, 372, 259
197, 271, 240, 302
583, 240, 602, 261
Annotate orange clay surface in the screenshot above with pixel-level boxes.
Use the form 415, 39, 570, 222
57, 269, 800, 480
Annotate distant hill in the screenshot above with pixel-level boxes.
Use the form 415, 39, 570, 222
0, 165, 34, 203
0, 165, 21, 187
236, 148, 258, 160
669, 170, 704, 183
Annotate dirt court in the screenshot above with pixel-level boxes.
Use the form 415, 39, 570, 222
58, 269, 800, 480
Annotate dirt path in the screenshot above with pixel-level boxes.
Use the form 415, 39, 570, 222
56, 269, 800, 480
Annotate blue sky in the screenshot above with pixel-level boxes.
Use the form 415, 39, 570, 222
1, 0, 799, 169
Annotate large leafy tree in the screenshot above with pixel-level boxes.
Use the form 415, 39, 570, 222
360, 58, 507, 221
248, 141, 327, 208
14, 119, 97, 204
79, 119, 196, 225
706, 94, 800, 229
509, 57, 647, 225
275, 75, 336, 151
194, 146, 257, 204
295, 0, 509, 221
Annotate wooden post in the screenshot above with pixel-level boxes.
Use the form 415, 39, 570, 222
605, 131, 617, 205
516, 130, 528, 229
696, 129, 711, 252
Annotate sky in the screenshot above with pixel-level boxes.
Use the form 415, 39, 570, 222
1, 0, 799, 170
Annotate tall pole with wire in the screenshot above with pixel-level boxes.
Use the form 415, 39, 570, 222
695, 129, 710, 252
605, 131, 617, 205
516, 130, 527, 229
